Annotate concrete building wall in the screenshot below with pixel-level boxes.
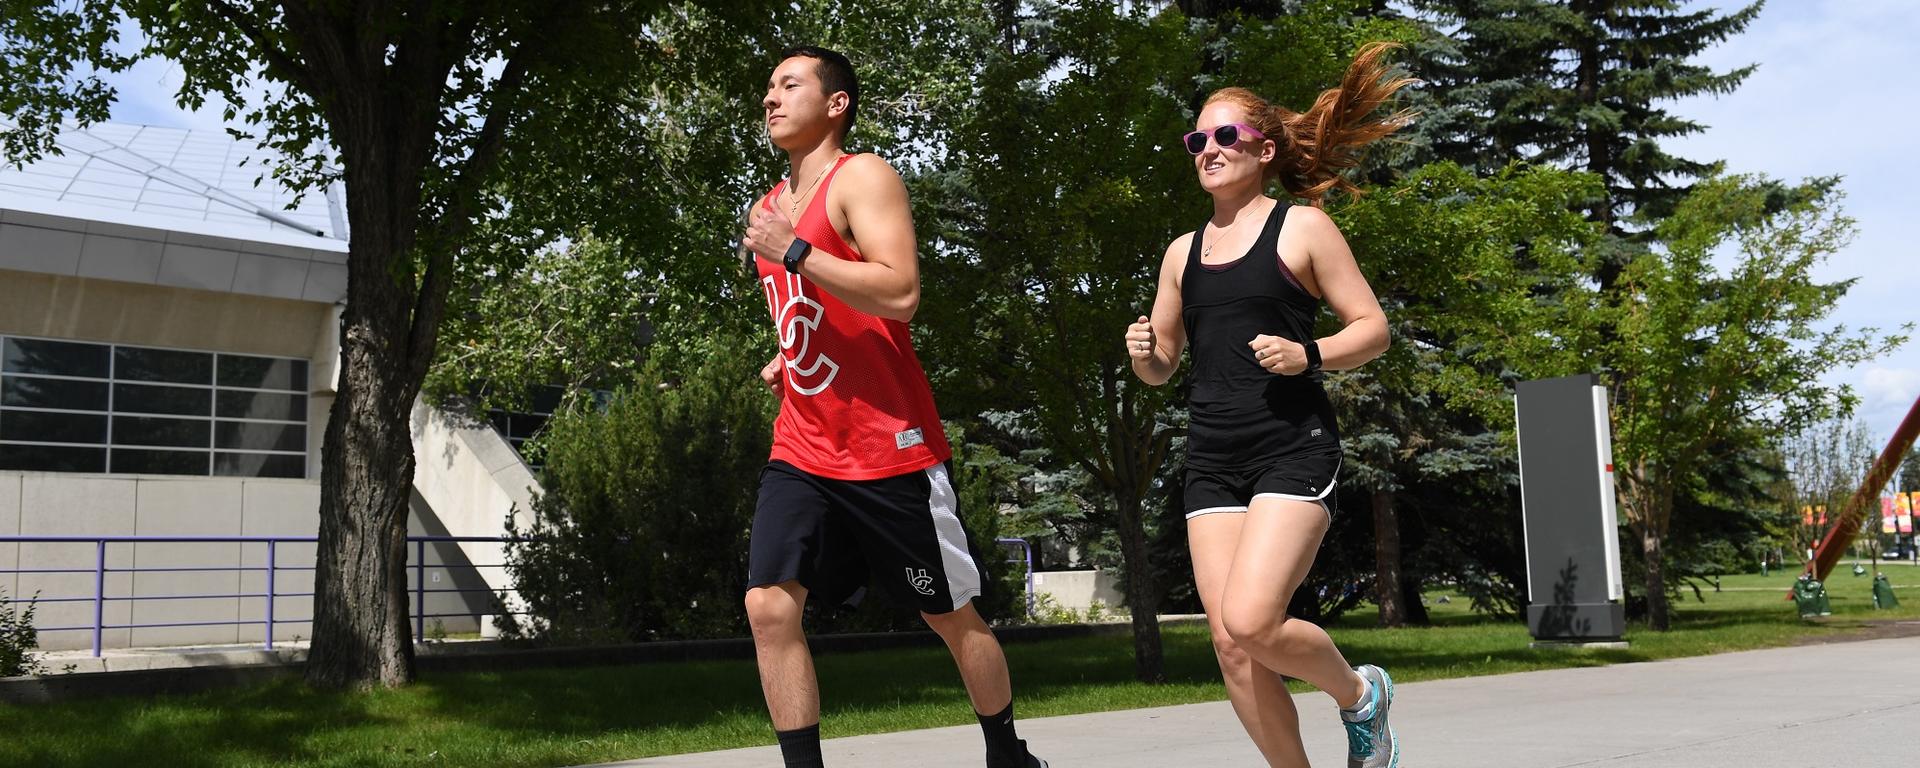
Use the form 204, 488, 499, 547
1032, 569, 1126, 614
2, 474, 304, 651
0, 269, 338, 481
0, 209, 347, 305
2, 467, 517, 652
0, 205, 531, 651
0, 270, 331, 361
0, 474, 16, 602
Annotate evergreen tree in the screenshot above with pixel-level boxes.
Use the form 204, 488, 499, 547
1411, 0, 1762, 237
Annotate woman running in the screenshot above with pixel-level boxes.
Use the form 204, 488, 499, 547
1123, 43, 1411, 767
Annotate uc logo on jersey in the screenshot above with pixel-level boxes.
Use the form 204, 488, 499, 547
763, 271, 840, 395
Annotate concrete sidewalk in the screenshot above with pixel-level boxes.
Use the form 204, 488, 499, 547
590, 631, 1920, 767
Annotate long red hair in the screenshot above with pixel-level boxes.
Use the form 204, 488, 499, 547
1204, 42, 1417, 205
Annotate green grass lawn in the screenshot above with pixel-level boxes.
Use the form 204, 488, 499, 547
3, 566, 1916, 768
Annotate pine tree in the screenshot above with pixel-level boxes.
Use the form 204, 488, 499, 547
1411, 0, 1761, 239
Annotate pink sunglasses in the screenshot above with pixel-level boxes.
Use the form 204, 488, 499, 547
1182, 122, 1266, 155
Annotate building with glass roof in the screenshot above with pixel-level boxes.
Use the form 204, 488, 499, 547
0, 122, 530, 650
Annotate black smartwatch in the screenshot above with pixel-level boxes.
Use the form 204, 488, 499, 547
1304, 340, 1323, 373
782, 237, 813, 274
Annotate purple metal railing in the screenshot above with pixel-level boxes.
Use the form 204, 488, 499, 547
996, 537, 1035, 619
0, 535, 518, 657
1, 535, 1036, 658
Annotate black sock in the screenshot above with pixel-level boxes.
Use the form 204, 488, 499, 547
977, 702, 1025, 765
775, 724, 824, 768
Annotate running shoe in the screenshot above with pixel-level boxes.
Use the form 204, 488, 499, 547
1341, 664, 1398, 768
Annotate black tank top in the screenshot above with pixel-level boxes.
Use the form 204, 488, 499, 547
1180, 202, 1341, 469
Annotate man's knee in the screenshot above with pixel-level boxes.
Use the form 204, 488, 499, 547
921, 601, 990, 640
746, 584, 804, 641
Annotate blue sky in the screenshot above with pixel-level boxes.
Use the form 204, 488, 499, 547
1669, 0, 1918, 449
95, 1, 1917, 446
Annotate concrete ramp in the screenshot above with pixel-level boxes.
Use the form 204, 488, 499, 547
408, 398, 542, 636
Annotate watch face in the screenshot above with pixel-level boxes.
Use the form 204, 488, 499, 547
784, 239, 810, 273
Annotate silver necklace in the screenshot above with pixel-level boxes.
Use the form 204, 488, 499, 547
787, 153, 843, 218
1202, 199, 1267, 260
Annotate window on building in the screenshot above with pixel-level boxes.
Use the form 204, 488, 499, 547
485, 385, 564, 469
0, 335, 309, 478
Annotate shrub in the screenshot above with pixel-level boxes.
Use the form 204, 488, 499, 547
1, 587, 46, 677
501, 338, 771, 644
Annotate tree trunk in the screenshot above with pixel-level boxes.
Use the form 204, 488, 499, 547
1572, 0, 1617, 234
1400, 572, 1430, 626
1372, 489, 1406, 627
273, 3, 498, 691
305, 297, 426, 683
303, 116, 438, 689
1114, 493, 1165, 683
1640, 525, 1670, 631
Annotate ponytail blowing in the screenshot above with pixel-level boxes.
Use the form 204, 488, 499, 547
1204, 42, 1417, 205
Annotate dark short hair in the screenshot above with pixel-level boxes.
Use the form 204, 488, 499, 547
781, 46, 859, 141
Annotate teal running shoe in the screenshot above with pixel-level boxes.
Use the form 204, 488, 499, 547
1341, 664, 1398, 768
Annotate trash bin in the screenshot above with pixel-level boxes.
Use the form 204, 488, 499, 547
1873, 573, 1900, 609
1793, 575, 1834, 618
1793, 576, 1819, 618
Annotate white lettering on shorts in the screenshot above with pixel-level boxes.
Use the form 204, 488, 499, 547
906, 567, 936, 596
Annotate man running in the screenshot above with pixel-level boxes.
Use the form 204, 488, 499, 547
738, 46, 1048, 768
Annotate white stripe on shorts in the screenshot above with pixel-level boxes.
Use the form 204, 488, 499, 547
925, 465, 982, 610
1184, 505, 1250, 519
1252, 459, 1340, 516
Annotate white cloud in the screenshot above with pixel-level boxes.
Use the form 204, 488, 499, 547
1862, 366, 1920, 414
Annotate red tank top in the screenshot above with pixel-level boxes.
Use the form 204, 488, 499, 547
755, 154, 950, 480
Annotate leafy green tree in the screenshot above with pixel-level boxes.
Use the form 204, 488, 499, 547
0, 0, 767, 688
946, 3, 1202, 683
1328, 162, 1601, 625
427, 235, 655, 415
431, 0, 1021, 631
1580, 175, 1904, 629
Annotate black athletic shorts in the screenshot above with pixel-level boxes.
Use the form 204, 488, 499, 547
748, 459, 986, 614
1183, 450, 1341, 519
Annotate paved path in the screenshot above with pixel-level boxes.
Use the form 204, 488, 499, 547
586, 631, 1920, 767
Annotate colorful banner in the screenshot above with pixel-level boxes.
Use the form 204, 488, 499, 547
1803, 505, 1828, 528
1883, 494, 1918, 534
